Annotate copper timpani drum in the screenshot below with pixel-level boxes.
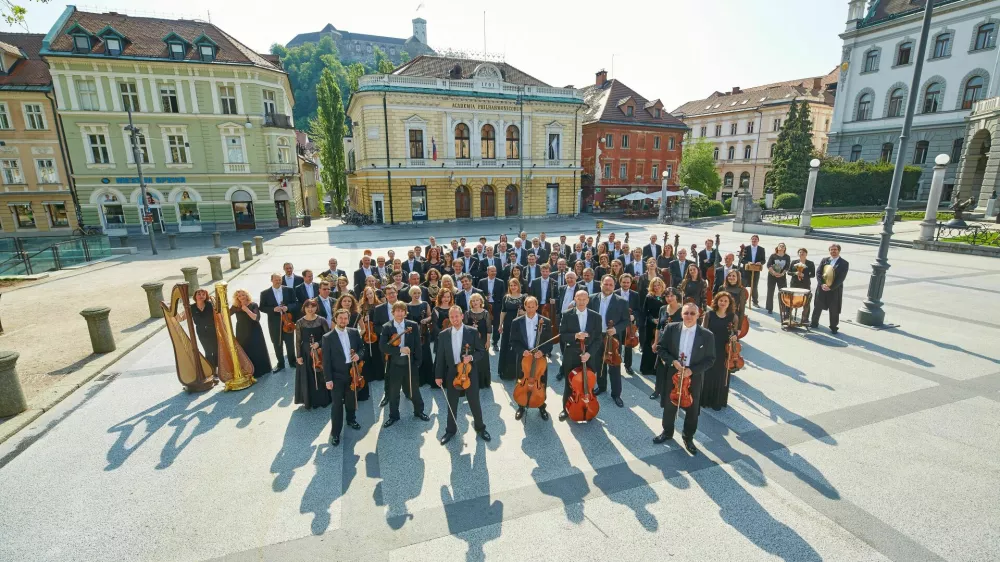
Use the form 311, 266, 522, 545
779, 288, 812, 330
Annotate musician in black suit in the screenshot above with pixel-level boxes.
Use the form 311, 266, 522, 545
740, 235, 766, 307
477, 247, 501, 281
626, 248, 647, 278
670, 249, 695, 289
522, 253, 542, 285
529, 264, 557, 311
579, 268, 598, 295
294, 270, 320, 316
654, 303, 716, 455
455, 274, 483, 312
322, 308, 368, 446
697, 238, 720, 280
642, 235, 662, 260
539, 233, 553, 254
558, 290, 603, 421
588, 276, 630, 407
811, 244, 849, 334
529, 237, 550, 264
373, 286, 403, 408
320, 258, 346, 283
615, 274, 642, 375
314, 281, 336, 321
714, 253, 739, 293
511, 297, 555, 421
424, 236, 443, 259
260, 273, 298, 372
353, 255, 379, 297
398, 272, 428, 303
379, 302, 429, 427
436, 306, 491, 444
477, 265, 506, 349
401, 249, 423, 279
282, 262, 304, 289
511, 239, 528, 266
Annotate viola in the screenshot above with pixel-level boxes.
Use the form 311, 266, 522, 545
349, 348, 366, 391
454, 343, 472, 390
670, 352, 693, 408
566, 338, 600, 422
361, 314, 378, 344
602, 320, 622, 367
281, 311, 295, 334
310, 335, 323, 389
624, 318, 639, 348
726, 321, 744, 373
514, 321, 552, 410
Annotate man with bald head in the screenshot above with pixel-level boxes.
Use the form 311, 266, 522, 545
557, 289, 602, 422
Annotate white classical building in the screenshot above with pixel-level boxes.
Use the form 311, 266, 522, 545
828, 0, 1000, 200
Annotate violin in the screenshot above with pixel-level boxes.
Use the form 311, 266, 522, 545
624, 318, 639, 348
349, 347, 366, 391
566, 338, 600, 422
453, 343, 472, 390
514, 321, 549, 410
670, 352, 693, 409
726, 321, 744, 373
602, 319, 622, 367
281, 310, 295, 334
384, 326, 413, 362
362, 314, 378, 344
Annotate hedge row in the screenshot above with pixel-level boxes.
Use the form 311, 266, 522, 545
815, 160, 922, 207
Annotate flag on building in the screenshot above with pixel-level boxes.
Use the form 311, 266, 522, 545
431, 137, 437, 160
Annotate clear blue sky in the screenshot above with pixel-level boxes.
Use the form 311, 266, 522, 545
6, 0, 847, 110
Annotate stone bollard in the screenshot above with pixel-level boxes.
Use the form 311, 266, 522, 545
80, 307, 116, 354
181, 266, 200, 292
228, 247, 241, 269
253, 236, 264, 255
118, 235, 129, 248
0, 351, 27, 418
212, 231, 222, 248
207, 256, 224, 280
919, 155, 952, 241
141, 281, 165, 318
242, 241, 253, 261
167, 233, 178, 250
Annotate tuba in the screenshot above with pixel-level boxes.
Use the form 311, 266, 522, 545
160, 283, 216, 393
822, 264, 835, 287
213, 282, 257, 391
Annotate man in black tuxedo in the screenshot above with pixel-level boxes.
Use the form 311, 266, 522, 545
811, 244, 849, 334
529, 237, 549, 264
553, 258, 570, 287
455, 274, 482, 312
402, 249, 423, 279
462, 247, 480, 283
436, 305, 491, 444
477, 265, 506, 349
557, 235, 569, 257
529, 263, 557, 314
511, 238, 528, 266
321, 258, 346, 282
522, 253, 541, 285
477, 246, 501, 282
670, 248, 695, 288
353, 255, 379, 297
323, 308, 367, 446
715, 253, 739, 292
579, 267, 598, 295
511, 296, 555, 421
294, 270, 320, 316
399, 272, 428, 303
373, 286, 405, 408
740, 235, 766, 307
379, 301, 430, 427
588, 275, 630, 407
554, 271, 581, 372
558, 290, 603, 421
697, 238, 720, 280
642, 234, 661, 260
539, 232, 553, 254
616, 274, 642, 375
260, 273, 298, 372
282, 262, 304, 289
654, 303, 716, 455
626, 248, 647, 278
425, 236, 442, 259
569, 243, 585, 266
314, 281, 336, 321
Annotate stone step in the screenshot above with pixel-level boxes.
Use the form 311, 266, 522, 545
805, 230, 913, 249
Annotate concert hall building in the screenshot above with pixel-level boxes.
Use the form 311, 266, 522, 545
345, 55, 586, 223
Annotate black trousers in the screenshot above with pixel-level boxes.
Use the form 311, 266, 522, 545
661, 370, 705, 440
387, 361, 424, 419
330, 378, 357, 438
765, 274, 787, 312
443, 369, 486, 434
743, 269, 761, 305
624, 343, 634, 370
811, 292, 841, 330
595, 349, 623, 399
267, 318, 296, 368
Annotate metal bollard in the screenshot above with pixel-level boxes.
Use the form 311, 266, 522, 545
253, 236, 264, 255
167, 233, 177, 250
80, 306, 116, 353
242, 241, 252, 261
141, 282, 165, 318
181, 266, 199, 292
0, 350, 27, 418
213, 231, 222, 248
207, 255, 224, 280
228, 247, 241, 269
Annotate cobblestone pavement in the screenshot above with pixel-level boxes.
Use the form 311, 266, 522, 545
0, 217, 998, 561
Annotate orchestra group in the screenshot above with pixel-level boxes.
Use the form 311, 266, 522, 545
180, 230, 849, 455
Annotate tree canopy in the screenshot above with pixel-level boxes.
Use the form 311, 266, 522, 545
768, 100, 815, 195
678, 137, 722, 198
312, 68, 348, 214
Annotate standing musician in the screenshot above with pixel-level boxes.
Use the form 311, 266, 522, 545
678, 263, 709, 311
477, 246, 502, 282
373, 286, 406, 408
740, 235, 766, 307
282, 262, 303, 289
529, 263, 558, 317
402, 249, 423, 279
626, 248, 646, 277
670, 248, 694, 289
580, 268, 598, 295
764, 243, 791, 315
810, 244, 849, 334
294, 270, 320, 318
436, 305, 491, 444
589, 275, 630, 408
657, 244, 676, 272
639, 277, 667, 376
653, 302, 716, 455
715, 253, 739, 293
512, 296, 555, 421
455, 274, 483, 312
379, 301, 430, 427
477, 265, 506, 350
314, 281, 336, 321
260, 273, 298, 373
353, 254, 379, 297
322, 308, 367, 447
697, 238, 720, 280
616, 274, 642, 376
789, 248, 816, 320
320, 258, 346, 283
558, 290, 602, 422
554, 258, 570, 287
523, 252, 541, 285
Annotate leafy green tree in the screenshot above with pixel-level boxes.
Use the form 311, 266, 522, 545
346, 62, 366, 95
769, 100, 815, 195
2, 0, 48, 29
374, 47, 395, 74
678, 137, 722, 198
312, 69, 348, 214
270, 36, 349, 127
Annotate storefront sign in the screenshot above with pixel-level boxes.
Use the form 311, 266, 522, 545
452, 102, 519, 112
102, 177, 187, 185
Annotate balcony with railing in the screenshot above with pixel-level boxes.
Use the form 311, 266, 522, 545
224, 162, 250, 174
263, 113, 294, 129
356, 74, 584, 103
972, 96, 1000, 116
267, 162, 297, 175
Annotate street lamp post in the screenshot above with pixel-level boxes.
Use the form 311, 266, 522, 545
659, 169, 670, 223
857, 0, 935, 326
125, 106, 157, 255
518, 85, 525, 233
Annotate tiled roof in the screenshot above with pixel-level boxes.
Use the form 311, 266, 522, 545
0, 32, 52, 88
671, 68, 838, 118
859, 0, 955, 28
392, 55, 549, 87
580, 78, 686, 128
46, 8, 280, 71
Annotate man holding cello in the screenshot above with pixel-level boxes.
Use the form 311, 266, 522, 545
558, 290, 602, 422
435, 305, 490, 444
589, 275, 630, 408
512, 296, 555, 421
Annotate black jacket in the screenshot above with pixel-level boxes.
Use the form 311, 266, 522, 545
642, 243, 662, 259
587, 292, 630, 343
434, 324, 487, 381
282, 274, 304, 289
379, 319, 422, 370
558, 307, 602, 371
477, 277, 506, 308
655, 322, 716, 404
322, 327, 367, 383
529, 276, 558, 304
511, 314, 555, 367
259, 286, 298, 324
455, 287, 484, 312
294, 282, 321, 307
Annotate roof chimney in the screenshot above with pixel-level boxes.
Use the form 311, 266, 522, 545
731, 86, 741, 94
596, 69, 608, 87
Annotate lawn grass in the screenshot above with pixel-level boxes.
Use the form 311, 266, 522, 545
775, 211, 953, 228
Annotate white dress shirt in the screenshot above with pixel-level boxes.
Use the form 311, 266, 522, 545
750, 245, 760, 261
284, 274, 296, 287
304, 284, 315, 299
486, 278, 496, 302
451, 326, 463, 364
679, 324, 696, 366
561, 286, 575, 312
320, 297, 333, 318
598, 293, 612, 332
539, 277, 549, 301
524, 314, 539, 347
336, 328, 352, 364
829, 257, 839, 268
575, 308, 588, 330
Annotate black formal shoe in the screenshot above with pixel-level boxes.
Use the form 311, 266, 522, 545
556, 373, 565, 381
272, 367, 283, 374
592, 388, 604, 397
753, 301, 760, 307
625, 368, 635, 376
478, 429, 492, 442
491, 344, 499, 351
348, 420, 361, 430
810, 323, 819, 329
614, 397, 624, 408
830, 327, 839, 334
415, 412, 430, 421
649, 391, 660, 400
683, 437, 699, 455
514, 407, 525, 421
440, 432, 455, 445
382, 418, 397, 428
653, 432, 673, 444
558, 410, 569, 422
539, 408, 550, 421
766, 309, 773, 315
379, 397, 388, 408
329, 434, 340, 447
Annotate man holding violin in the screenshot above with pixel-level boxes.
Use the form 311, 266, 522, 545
323, 308, 367, 447
558, 290, 602, 422
379, 301, 430, 428
512, 296, 555, 421
435, 305, 490, 444
260, 273, 298, 373
589, 275, 630, 408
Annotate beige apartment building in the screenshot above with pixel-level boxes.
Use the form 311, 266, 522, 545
672, 69, 838, 201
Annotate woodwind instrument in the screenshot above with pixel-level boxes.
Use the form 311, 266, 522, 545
160, 283, 216, 393
213, 282, 256, 391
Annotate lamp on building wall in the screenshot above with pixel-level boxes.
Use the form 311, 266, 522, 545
244, 115, 253, 129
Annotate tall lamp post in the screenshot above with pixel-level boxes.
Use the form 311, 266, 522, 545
857, 0, 935, 326
517, 85, 525, 233
125, 106, 157, 255
658, 169, 670, 222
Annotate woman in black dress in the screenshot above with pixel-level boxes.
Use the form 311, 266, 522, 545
701, 291, 736, 410
572, 260, 584, 280
609, 259, 624, 287
424, 248, 444, 281
765, 243, 791, 314
431, 288, 456, 357
640, 277, 666, 375
229, 289, 272, 377
188, 289, 218, 373
636, 258, 661, 305
497, 277, 526, 380
788, 247, 815, 320
595, 254, 611, 281
294, 298, 332, 409
464, 293, 493, 388
406, 285, 436, 388
358, 286, 384, 383
656, 244, 676, 273
651, 287, 683, 400
333, 276, 353, 302
441, 252, 455, 280
678, 263, 708, 312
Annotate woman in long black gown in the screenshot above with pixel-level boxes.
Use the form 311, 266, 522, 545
294, 298, 332, 409
406, 285, 436, 388
188, 289, 218, 374
358, 286, 384, 383
651, 287, 683, 400
639, 277, 666, 375
701, 291, 736, 410
498, 277, 526, 380
464, 293, 493, 388
230, 289, 272, 378
678, 263, 708, 312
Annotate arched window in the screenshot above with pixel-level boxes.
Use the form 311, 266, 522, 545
727, 146, 735, 160
850, 144, 862, 162
887, 88, 904, 117
863, 49, 879, 73
724, 172, 734, 188
923, 82, 942, 113
880, 142, 894, 163
975, 23, 996, 51
913, 140, 929, 164
455, 123, 470, 159
857, 93, 873, 121
505, 125, 519, 159
712, 147, 719, 161
962, 76, 986, 110
743, 145, 752, 160
739, 172, 750, 189
481, 124, 496, 159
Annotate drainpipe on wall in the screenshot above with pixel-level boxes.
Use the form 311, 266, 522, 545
382, 92, 395, 224
45, 89, 81, 229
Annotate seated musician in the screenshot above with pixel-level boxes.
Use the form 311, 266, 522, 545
512, 296, 555, 421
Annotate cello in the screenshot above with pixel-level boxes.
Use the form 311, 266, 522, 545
514, 321, 558, 410
566, 338, 600, 422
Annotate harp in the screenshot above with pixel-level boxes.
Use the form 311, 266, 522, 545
213, 281, 257, 391
160, 283, 216, 393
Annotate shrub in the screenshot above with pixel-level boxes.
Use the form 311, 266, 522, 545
815, 159, 922, 207
722, 197, 733, 211
774, 193, 802, 209
754, 199, 767, 209
690, 197, 726, 218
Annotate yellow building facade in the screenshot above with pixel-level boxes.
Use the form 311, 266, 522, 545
346, 56, 585, 223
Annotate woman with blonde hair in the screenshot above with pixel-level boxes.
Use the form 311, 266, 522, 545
229, 288, 273, 376
464, 292, 493, 388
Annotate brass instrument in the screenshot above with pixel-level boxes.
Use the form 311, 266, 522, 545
822, 264, 835, 287
214, 281, 257, 391
160, 283, 216, 393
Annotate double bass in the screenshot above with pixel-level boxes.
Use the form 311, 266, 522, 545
566, 338, 600, 422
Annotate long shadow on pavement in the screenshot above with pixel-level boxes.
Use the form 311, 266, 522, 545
441, 440, 503, 562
